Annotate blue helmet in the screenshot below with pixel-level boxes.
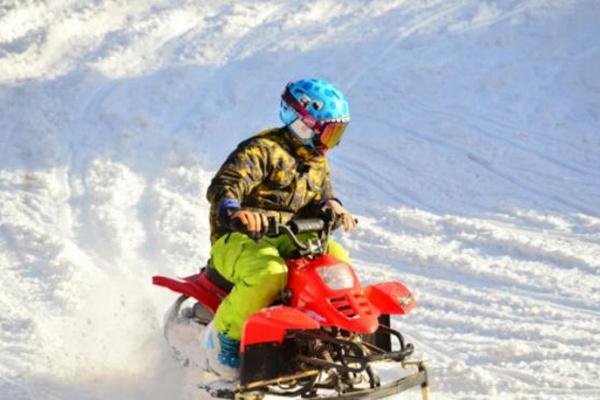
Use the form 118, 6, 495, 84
280, 78, 350, 149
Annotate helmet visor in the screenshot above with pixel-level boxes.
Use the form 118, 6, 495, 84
317, 121, 347, 149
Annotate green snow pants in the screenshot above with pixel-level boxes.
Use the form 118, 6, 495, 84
210, 232, 350, 340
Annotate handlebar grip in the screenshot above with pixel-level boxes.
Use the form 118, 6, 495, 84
289, 219, 325, 234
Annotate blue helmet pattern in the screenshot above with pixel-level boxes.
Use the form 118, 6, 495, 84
280, 78, 350, 126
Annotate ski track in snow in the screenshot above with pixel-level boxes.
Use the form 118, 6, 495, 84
1, 0, 600, 399
349, 207, 600, 398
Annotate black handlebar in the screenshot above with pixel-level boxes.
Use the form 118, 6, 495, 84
228, 211, 336, 253
228, 209, 357, 254
288, 218, 325, 234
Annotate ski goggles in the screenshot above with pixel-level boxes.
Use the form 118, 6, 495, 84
315, 120, 347, 149
282, 85, 348, 149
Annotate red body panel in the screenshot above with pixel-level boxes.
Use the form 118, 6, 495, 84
286, 254, 380, 334
241, 306, 320, 351
152, 270, 228, 314
152, 257, 415, 348
364, 281, 415, 315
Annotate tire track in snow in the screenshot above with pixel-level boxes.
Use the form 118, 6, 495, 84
437, 213, 600, 276
359, 262, 600, 397
413, 269, 600, 332
352, 213, 600, 320
168, 3, 283, 136
352, 219, 600, 394
359, 255, 600, 396
344, 0, 534, 92
405, 97, 600, 180
81, 82, 118, 123
355, 111, 599, 217
345, 1, 465, 92
466, 152, 598, 216
333, 155, 442, 213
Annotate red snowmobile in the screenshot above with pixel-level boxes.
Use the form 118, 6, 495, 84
153, 212, 429, 399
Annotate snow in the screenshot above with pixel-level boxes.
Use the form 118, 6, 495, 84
1, 0, 599, 399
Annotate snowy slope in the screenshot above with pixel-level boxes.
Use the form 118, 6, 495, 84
1, 0, 599, 399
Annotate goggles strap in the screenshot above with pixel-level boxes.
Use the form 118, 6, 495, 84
281, 86, 324, 133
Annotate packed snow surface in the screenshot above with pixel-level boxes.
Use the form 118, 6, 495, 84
1, 0, 599, 399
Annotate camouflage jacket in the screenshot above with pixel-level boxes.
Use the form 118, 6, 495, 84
207, 127, 334, 243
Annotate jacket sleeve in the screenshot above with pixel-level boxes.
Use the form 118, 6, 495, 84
206, 140, 270, 210
320, 162, 334, 202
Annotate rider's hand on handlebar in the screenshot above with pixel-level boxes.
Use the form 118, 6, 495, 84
230, 210, 269, 240
322, 199, 358, 233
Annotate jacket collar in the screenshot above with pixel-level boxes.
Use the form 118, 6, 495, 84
281, 126, 325, 163
254, 127, 326, 163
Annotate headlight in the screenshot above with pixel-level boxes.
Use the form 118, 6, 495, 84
317, 263, 355, 290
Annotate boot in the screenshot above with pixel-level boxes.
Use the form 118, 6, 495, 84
202, 320, 240, 381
